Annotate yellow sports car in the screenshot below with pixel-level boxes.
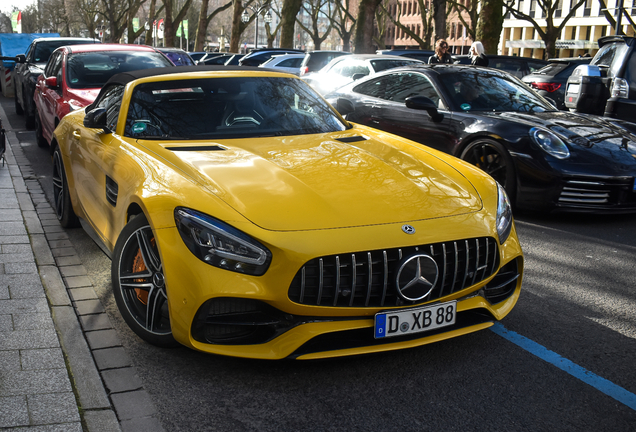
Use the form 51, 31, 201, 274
52, 66, 524, 360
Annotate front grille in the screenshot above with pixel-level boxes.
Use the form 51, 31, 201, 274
558, 178, 635, 206
288, 237, 499, 308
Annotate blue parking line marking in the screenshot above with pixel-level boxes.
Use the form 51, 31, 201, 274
490, 323, 636, 411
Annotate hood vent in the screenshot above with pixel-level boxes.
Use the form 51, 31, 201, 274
166, 145, 225, 151
335, 136, 368, 143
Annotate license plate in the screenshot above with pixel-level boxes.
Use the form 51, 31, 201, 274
374, 301, 456, 339
567, 83, 580, 94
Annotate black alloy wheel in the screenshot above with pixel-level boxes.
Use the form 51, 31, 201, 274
52, 146, 80, 228
460, 138, 517, 203
112, 215, 177, 347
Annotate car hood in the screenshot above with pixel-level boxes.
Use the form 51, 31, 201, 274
487, 110, 636, 171
66, 88, 100, 107
156, 131, 484, 231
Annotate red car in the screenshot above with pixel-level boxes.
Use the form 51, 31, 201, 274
34, 44, 172, 147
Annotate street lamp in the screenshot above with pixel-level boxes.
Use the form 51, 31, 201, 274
241, 0, 271, 51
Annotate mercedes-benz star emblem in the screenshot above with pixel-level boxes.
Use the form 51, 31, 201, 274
402, 224, 416, 234
395, 254, 439, 301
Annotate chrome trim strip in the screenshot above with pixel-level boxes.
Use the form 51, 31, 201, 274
381, 251, 388, 306
300, 267, 306, 303
349, 254, 357, 307
365, 252, 372, 307
451, 242, 458, 293
317, 258, 324, 305
333, 256, 341, 306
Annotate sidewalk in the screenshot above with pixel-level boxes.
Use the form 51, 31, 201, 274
0, 105, 121, 431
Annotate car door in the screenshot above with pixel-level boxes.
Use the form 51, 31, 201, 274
361, 71, 456, 153
69, 84, 125, 241
36, 51, 64, 141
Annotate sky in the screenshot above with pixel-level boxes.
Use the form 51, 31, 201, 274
1, 0, 37, 15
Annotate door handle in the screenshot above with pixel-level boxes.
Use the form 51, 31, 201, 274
72, 131, 81, 139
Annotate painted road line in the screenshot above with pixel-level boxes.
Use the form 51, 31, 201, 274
491, 323, 636, 411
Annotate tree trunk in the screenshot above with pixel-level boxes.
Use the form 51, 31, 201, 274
280, 0, 303, 48
145, 0, 156, 46
230, 0, 247, 52
431, 0, 447, 41
353, 0, 382, 53
195, 0, 210, 51
476, 0, 504, 55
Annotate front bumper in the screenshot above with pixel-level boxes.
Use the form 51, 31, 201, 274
155, 216, 524, 360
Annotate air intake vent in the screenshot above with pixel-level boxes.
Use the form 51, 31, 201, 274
105, 176, 118, 207
335, 136, 368, 143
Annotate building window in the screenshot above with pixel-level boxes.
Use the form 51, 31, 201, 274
585, 26, 591, 40
555, 0, 562, 18
530, 0, 536, 18
584, 0, 592, 16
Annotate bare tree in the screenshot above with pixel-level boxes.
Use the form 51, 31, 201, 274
504, 0, 587, 59
378, 0, 434, 50
475, 0, 504, 54
431, 0, 447, 40
353, 0, 383, 53
296, 0, 333, 50
163, 0, 194, 47
279, 0, 303, 47
330, 0, 356, 51
194, 0, 233, 51
598, 0, 636, 34
448, 0, 479, 41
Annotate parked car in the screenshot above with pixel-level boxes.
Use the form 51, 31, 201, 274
239, 48, 304, 66
299, 50, 351, 75
565, 36, 636, 123
302, 54, 424, 95
222, 53, 244, 65
521, 57, 592, 110
196, 52, 227, 64
188, 51, 207, 62
50, 66, 523, 359
327, 64, 636, 214
12, 37, 99, 128
377, 49, 435, 62
33, 44, 172, 148
157, 47, 195, 66
453, 54, 548, 78
259, 53, 305, 75
198, 53, 239, 65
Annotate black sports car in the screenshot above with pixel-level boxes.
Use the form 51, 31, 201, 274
326, 64, 636, 213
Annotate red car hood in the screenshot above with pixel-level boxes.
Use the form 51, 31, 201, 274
66, 88, 101, 107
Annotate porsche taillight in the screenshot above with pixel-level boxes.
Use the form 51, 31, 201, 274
530, 82, 562, 92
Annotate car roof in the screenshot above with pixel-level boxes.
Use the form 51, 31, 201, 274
157, 47, 189, 53
66, 43, 158, 53
32, 37, 99, 43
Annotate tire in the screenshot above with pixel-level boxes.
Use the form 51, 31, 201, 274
52, 146, 80, 228
35, 111, 48, 148
460, 138, 517, 203
25, 99, 35, 129
112, 215, 178, 347
15, 91, 24, 115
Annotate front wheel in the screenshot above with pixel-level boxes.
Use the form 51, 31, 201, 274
52, 146, 80, 228
112, 215, 178, 347
460, 138, 517, 204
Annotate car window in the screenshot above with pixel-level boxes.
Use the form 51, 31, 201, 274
369, 59, 419, 72
490, 59, 524, 77
95, 84, 125, 131
534, 62, 569, 76
527, 61, 548, 73
163, 51, 194, 66
384, 72, 441, 105
278, 58, 303, 68
66, 51, 171, 89
332, 61, 370, 78
124, 77, 347, 140
592, 42, 630, 77
438, 70, 554, 113
353, 76, 386, 98
44, 51, 63, 77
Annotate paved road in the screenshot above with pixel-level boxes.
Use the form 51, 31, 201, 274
3, 94, 636, 431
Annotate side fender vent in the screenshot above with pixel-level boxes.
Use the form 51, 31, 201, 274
335, 136, 368, 143
106, 176, 118, 207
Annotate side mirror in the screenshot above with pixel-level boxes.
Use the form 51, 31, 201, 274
336, 98, 355, 116
405, 96, 444, 122
45, 76, 58, 88
16, 54, 26, 63
83, 108, 110, 133
352, 73, 366, 81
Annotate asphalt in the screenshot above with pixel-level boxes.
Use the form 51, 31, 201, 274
0, 98, 165, 431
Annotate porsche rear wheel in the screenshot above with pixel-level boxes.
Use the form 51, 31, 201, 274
112, 215, 177, 347
461, 139, 517, 203
52, 146, 80, 228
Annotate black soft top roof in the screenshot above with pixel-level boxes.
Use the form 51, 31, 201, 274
104, 65, 264, 87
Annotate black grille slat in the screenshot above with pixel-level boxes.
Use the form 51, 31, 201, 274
558, 179, 635, 206
289, 237, 499, 308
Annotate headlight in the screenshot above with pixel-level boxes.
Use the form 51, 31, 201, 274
496, 183, 513, 244
530, 127, 570, 159
174, 208, 272, 276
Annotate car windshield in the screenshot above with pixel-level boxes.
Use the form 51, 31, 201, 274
591, 42, 630, 78
162, 51, 194, 66
34, 40, 88, 63
370, 59, 420, 72
438, 70, 555, 113
67, 51, 171, 89
124, 77, 348, 140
